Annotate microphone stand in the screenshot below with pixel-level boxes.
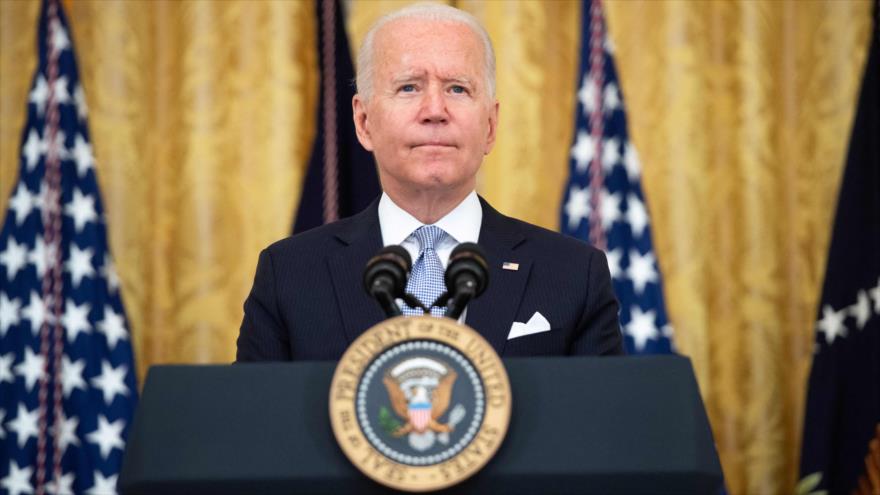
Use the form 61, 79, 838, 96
432, 275, 478, 320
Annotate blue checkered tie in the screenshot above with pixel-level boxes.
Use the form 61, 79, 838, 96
403, 225, 448, 317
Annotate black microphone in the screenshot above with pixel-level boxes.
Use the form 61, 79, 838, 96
434, 242, 489, 320
363, 246, 412, 318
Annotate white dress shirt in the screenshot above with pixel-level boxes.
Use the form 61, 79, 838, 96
378, 190, 482, 267
378, 191, 482, 320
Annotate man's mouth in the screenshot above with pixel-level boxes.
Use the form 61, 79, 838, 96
412, 142, 456, 149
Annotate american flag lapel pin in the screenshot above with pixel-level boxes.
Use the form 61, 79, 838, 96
502, 262, 519, 271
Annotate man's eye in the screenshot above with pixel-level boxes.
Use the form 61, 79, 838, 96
450, 85, 467, 94
399, 84, 416, 93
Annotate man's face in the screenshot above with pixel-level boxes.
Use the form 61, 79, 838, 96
353, 19, 499, 201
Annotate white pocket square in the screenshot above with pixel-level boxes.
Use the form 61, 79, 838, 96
507, 311, 552, 340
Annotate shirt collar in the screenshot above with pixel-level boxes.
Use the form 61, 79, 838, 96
379, 190, 482, 245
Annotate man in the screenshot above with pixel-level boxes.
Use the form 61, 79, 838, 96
236, 4, 623, 361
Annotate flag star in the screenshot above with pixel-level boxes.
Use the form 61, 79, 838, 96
849, 290, 871, 330
86, 471, 118, 495
570, 130, 596, 173
0, 409, 4, 439
50, 18, 71, 53
817, 304, 847, 345
0, 237, 29, 281
8, 184, 34, 226
577, 73, 599, 115
0, 353, 14, 384
601, 137, 620, 172
627, 249, 658, 295
661, 324, 675, 340
604, 82, 621, 113
98, 305, 128, 350
91, 361, 129, 405
21, 291, 47, 336
74, 85, 88, 120
62, 299, 91, 343
86, 415, 126, 459
32, 181, 49, 212
15, 346, 46, 391
30, 75, 50, 115
605, 247, 623, 280
61, 355, 87, 397
1, 461, 34, 495
64, 188, 98, 233
46, 471, 75, 495
23, 128, 43, 170
623, 142, 641, 182
0, 293, 21, 337
28, 235, 52, 278
101, 257, 121, 293
66, 244, 95, 287
8, 403, 39, 449
626, 307, 659, 352
54, 413, 80, 455
53, 76, 72, 105
73, 134, 95, 177
626, 193, 649, 238
870, 277, 880, 313
599, 191, 622, 229
604, 36, 616, 55
564, 185, 591, 230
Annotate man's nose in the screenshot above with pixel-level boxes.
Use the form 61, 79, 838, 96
419, 88, 448, 124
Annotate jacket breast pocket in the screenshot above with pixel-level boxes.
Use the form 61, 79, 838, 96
502, 328, 567, 357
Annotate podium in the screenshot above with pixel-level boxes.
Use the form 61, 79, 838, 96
119, 356, 722, 494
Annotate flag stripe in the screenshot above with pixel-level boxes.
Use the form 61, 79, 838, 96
320, 0, 339, 224
588, 0, 606, 250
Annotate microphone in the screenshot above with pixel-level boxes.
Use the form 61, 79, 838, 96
363, 246, 429, 318
363, 246, 411, 318
434, 242, 489, 320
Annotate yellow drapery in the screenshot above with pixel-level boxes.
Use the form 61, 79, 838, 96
0, 1, 872, 492
1, 0, 319, 373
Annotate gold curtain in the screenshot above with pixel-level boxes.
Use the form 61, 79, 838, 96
0, 0, 873, 492
1, 0, 319, 377
603, 2, 872, 492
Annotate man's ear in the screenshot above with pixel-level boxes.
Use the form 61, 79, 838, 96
352, 95, 374, 151
484, 99, 499, 155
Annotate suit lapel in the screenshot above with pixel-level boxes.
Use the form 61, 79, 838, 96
326, 201, 386, 344
466, 199, 531, 355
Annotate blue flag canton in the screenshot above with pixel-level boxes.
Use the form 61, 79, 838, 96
560, 2, 673, 355
0, 2, 137, 494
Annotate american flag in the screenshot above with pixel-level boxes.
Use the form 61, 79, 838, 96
560, 0, 674, 355
0, 1, 138, 494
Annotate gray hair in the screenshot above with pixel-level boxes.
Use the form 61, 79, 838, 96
355, 3, 496, 102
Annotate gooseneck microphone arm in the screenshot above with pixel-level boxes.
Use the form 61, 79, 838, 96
444, 276, 478, 321
371, 278, 402, 318
363, 246, 413, 319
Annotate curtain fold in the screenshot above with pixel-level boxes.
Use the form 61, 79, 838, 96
603, 1, 872, 492
1, 0, 320, 377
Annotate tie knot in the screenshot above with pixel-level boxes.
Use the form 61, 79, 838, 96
412, 225, 447, 251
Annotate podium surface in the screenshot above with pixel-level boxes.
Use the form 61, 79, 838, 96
120, 356, 722, 494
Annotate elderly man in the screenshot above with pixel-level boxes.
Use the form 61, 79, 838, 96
236, 4, 623, 361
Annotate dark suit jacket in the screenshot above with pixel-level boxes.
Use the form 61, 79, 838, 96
236, 198, 624, 361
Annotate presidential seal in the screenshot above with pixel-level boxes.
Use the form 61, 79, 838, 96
329, 316, 511, 492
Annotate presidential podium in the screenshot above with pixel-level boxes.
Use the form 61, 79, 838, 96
118, 356, 723, 494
